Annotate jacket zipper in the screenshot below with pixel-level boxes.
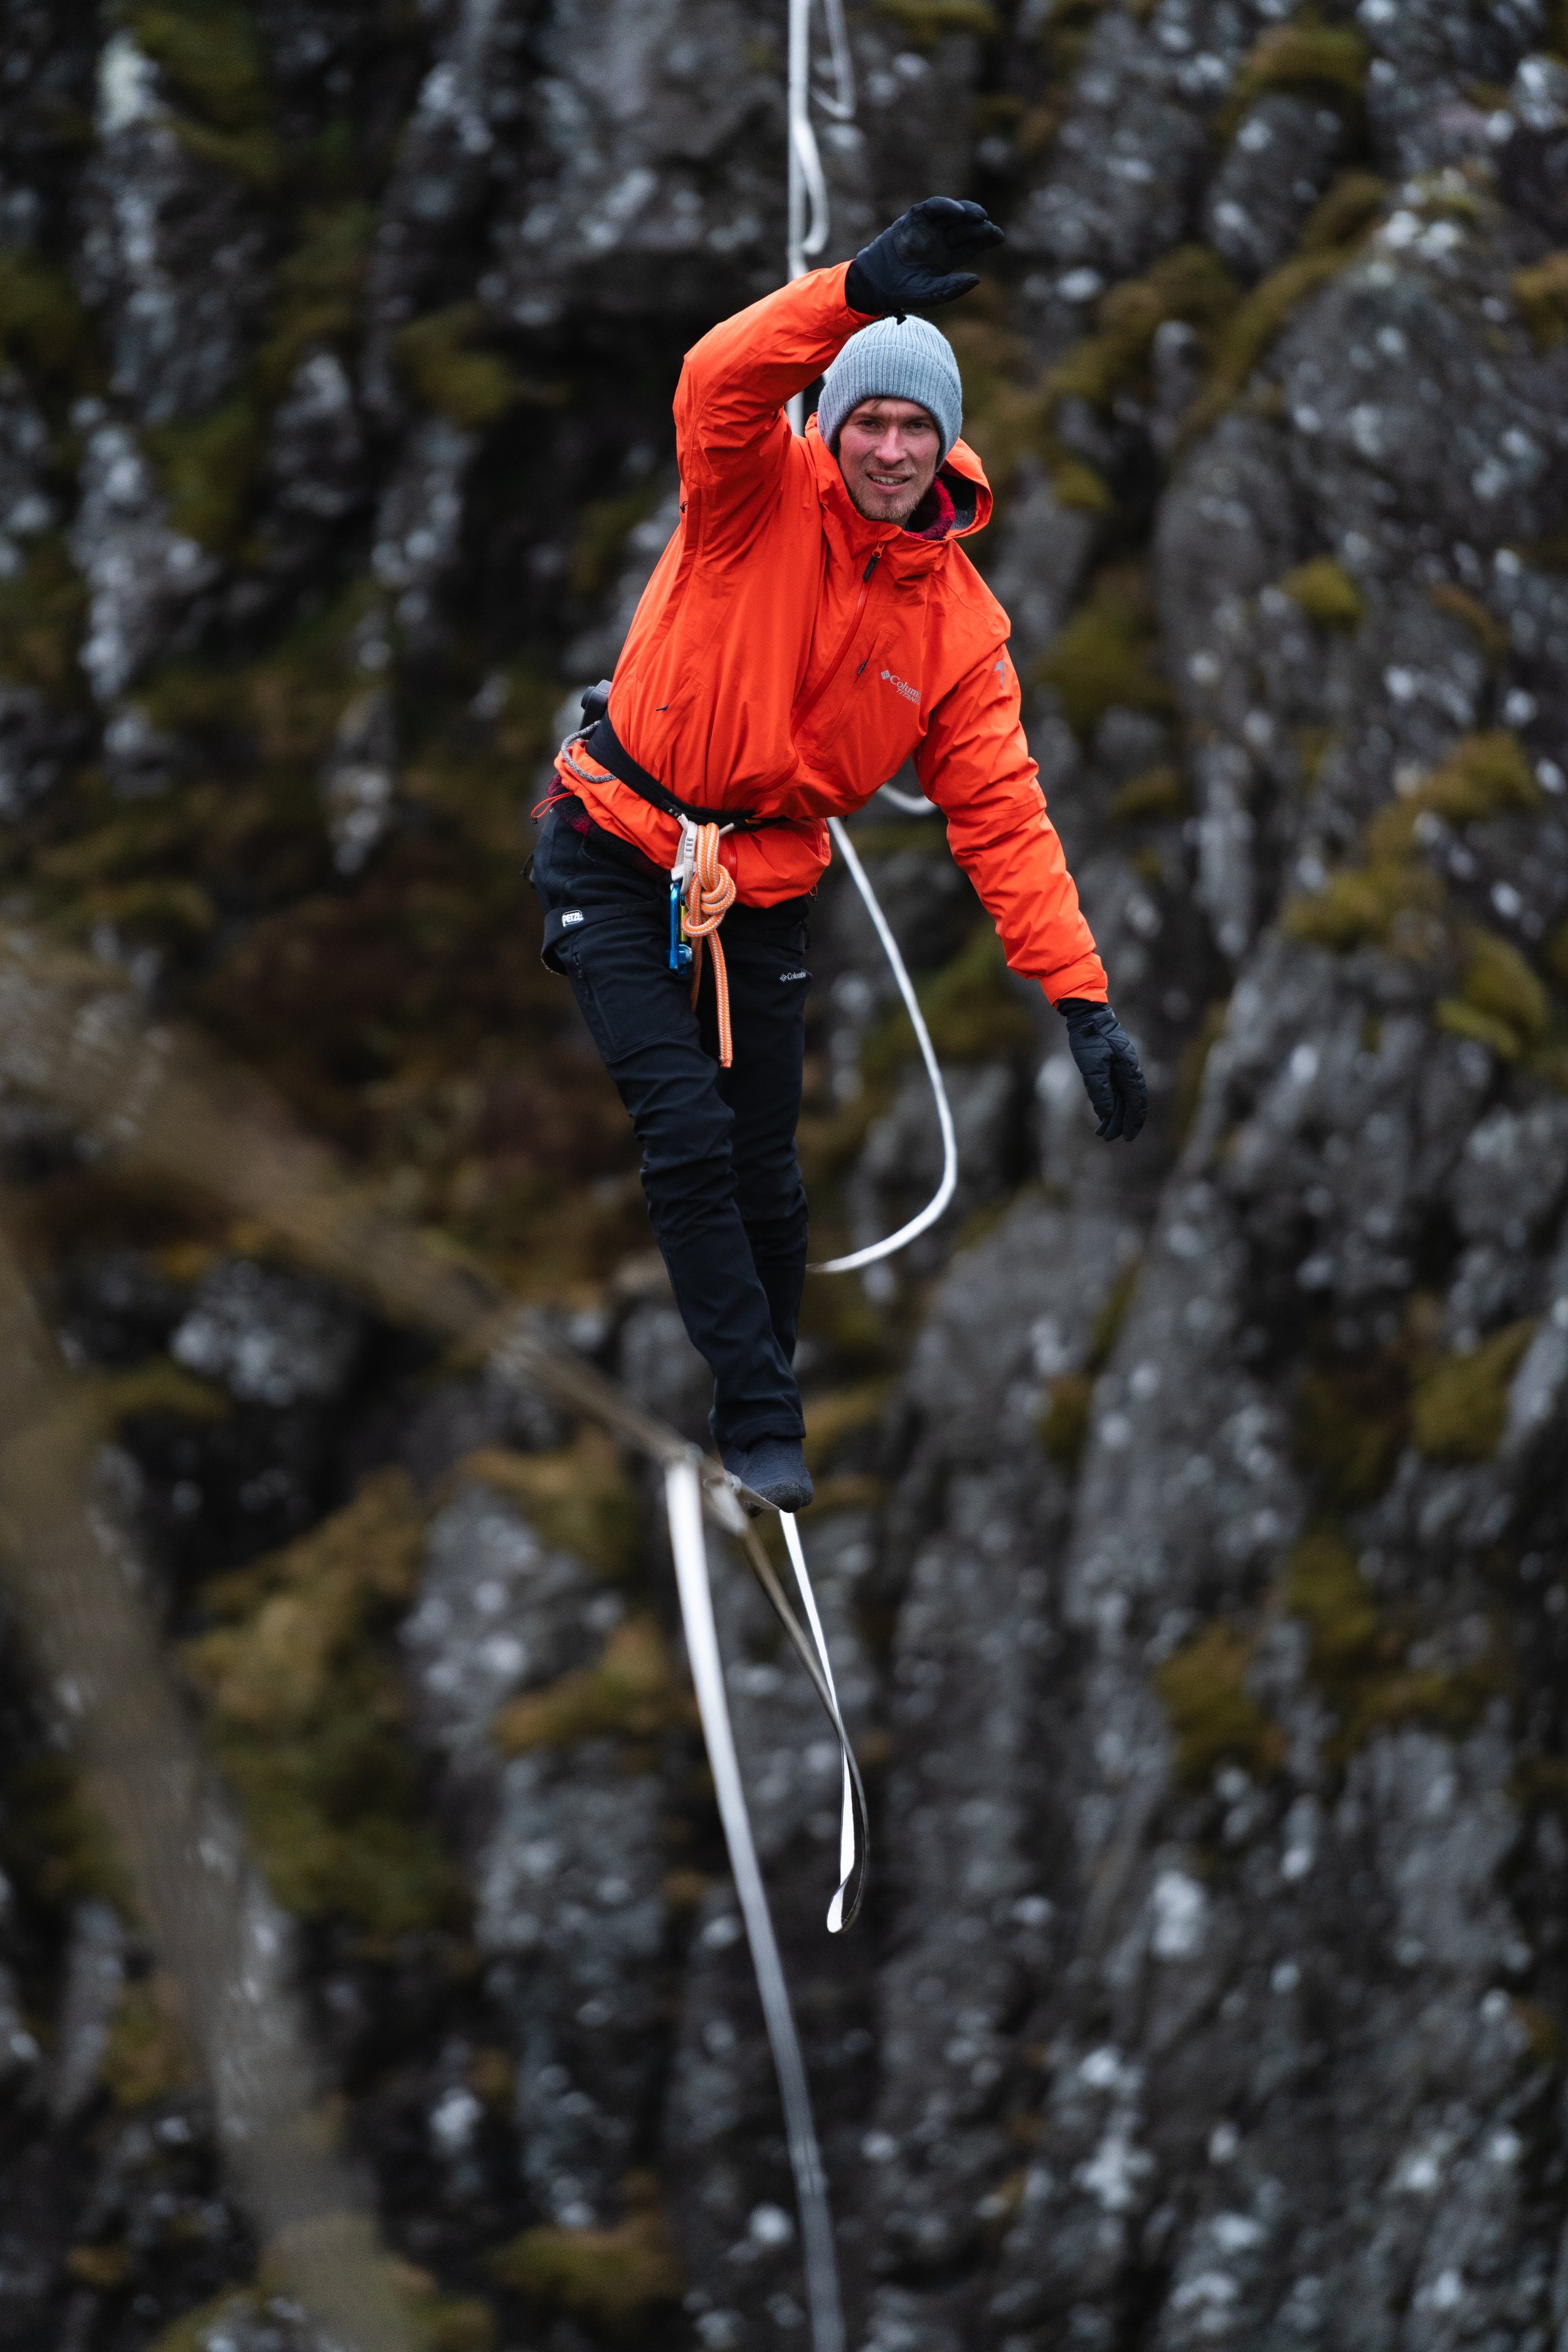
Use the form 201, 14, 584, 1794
794, 548, 882, 727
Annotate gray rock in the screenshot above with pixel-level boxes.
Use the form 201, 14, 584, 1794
77, 33, 268, 424
169, 1259, 365, 1407
50, 1899, 124, 2122
1204, 97, 1345, 283
408, 1476, 667, 2228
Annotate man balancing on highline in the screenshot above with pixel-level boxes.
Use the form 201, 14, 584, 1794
532, 198, 1147, 1513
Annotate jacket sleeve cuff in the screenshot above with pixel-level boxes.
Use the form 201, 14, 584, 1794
1040, 970, 1108, 1007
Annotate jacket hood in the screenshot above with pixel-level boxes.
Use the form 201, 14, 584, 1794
805, 418, 993, 559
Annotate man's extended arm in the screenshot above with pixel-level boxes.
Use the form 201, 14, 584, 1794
916, 645, 1106, 1002
918, 645, 1147, 1140
673, 263, 870, 550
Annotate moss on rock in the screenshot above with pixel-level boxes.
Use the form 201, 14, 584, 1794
0, 248, 100, 392
394, 304, 529, 430
872, 0, 998, 46
457, 1431, 642, 1577
1283, 1526, 1498, 1759
1285, 1527, 1382, 1681
0, 534, 89, 701
1299, 171, 1388, 254
1283, 734, 1540, 958
146, 398, 265, 557
129, 0, 281, 186
1410, 1320, 1538, 1463
0, 1751, 129, 1923
1154, 1623, 1285, 1788
1110, 764, 1190, 822
1038, 564, 1173, 741
1513, 250, 1568, 352
257, 201, 373, 398
184, 1470, 465, 1943
1278, 555, 1363, 630
1230, 22, 1369, 116
492, 1616, 682, 1754
1295, 1343, 1411, 1505
1039, 1369, 1094, 1468
1417, 731, 1541, 825
1051, 245, 1239, 415
1282, 847, 1441, 955
1184, 247, 1352, 440
490, 2177, 682, 2338
1428, 581, 1509, 664
1436, 929, 1549, 1059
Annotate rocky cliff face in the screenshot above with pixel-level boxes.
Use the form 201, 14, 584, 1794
4, 0, 1568, 2348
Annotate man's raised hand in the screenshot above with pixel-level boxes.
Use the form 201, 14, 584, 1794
845, 198, 1005, 314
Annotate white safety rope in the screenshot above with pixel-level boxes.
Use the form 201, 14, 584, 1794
876, 782, 941, 817
811, 814, 959, 1274
665, 1457, 845, 2352
779, 0, 958, 1269
786, 0, 854, 431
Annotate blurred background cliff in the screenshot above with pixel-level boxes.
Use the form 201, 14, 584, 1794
4, 0, 1568, 2346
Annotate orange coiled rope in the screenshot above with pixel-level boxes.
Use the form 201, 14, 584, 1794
682, 822, 737, 1065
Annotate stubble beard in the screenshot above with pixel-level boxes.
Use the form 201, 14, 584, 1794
846, 473, 925, 526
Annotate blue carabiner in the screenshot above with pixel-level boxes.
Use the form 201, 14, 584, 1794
669, 883, 693, 973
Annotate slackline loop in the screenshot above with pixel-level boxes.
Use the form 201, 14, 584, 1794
780, 1511, 860, 1931
733, 1514, 869, 1930
810, 814, 960, 1274
665, 1458, 847, 2352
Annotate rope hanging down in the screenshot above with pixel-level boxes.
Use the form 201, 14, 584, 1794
779, 0, 959, 1269
786, 0, 854, 429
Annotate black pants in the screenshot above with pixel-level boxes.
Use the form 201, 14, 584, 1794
531, 805, 811, 1448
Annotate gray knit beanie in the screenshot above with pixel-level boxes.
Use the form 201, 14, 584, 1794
817, 315, 963, 463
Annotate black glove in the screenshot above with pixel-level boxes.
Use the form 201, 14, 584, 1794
1059, 1000, 1148, 1142
845, 198, 1005, 314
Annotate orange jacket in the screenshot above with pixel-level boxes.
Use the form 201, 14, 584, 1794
556, 261, 1108, 1005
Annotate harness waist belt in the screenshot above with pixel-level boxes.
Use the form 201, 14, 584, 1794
584, 714, 788, 835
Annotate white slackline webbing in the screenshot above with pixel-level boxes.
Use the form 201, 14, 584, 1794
780, 1508, 857, 1932
811, 813, 959, 1273
665, 1456, 845, 2352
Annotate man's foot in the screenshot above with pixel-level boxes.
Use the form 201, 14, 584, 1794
719, 1434, 814, 1515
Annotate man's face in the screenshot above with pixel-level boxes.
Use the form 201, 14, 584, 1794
835, 396, 941, 525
